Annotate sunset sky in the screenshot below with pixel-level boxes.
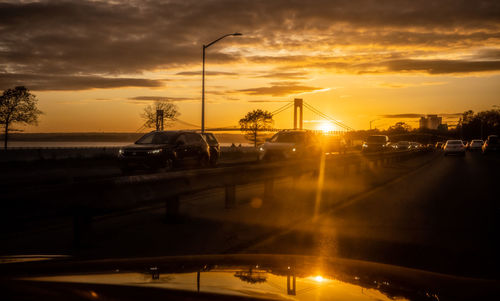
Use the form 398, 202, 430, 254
1, 0, 499, 132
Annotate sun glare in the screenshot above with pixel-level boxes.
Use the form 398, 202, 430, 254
317, 122, 336, 133
314, 275, 325, 283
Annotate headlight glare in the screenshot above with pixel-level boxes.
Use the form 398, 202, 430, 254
148, 149, 162, 154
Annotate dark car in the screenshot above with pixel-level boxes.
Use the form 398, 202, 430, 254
200, 132, 221, 166
118, 131, 210, 172
362, 135, 389, 152
2, 254, 497, 301
482, 135, 499, 154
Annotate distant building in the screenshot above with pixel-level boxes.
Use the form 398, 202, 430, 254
437, 123, 448, 132
419, 115, 442, 130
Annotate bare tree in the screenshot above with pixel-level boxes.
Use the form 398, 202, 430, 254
0, 86, 43, 149
141, 100, 179, 130
239, 109, 274, 147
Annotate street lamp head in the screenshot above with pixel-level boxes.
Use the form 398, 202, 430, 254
232, 33, 243, 36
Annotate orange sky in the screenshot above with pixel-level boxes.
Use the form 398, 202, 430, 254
1, 0, 499, 132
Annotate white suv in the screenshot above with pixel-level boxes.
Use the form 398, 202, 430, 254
258, 130, 321, 161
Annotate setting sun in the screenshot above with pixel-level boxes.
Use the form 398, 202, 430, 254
314, 275, 325, 283
317, 122, 337, 133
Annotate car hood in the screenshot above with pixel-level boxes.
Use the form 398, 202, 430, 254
1, 254, 497, 301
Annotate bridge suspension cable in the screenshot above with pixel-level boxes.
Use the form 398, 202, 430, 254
172, 118, 200, 129
303, 102, 354, 131
271, 102, 293, 116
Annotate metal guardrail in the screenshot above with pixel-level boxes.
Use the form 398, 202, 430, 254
2, 149, 425, 210
0, 149, 430, 245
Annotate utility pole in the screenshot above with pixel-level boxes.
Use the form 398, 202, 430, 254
480, 119, 483, 140
156, 110, 164, 131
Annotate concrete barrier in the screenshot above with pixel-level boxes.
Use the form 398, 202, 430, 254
0, 146, 259, 163
0, 147, 121, 162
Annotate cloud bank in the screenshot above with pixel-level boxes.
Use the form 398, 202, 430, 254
0, 0, 499, 90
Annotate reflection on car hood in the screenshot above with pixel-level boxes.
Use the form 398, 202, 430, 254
1, 254, 498, 301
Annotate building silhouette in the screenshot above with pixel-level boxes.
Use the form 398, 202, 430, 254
419, 115, 443, 130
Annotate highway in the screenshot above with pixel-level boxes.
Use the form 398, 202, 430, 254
1, 150, 498, 279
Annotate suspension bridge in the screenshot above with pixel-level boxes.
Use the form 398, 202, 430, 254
138, 98, 354, 134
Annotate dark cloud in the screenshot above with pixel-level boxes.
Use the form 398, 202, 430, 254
384, 59, 500, 74
0, 0, 499, 90
380, 114, 425, 118
441, 113, 463, 118
128, 96, 194, 102
247, 100, 291, 103
0, 73, 164, 91
255, 71, 309, 79
176, 71, 237, 76
380, 113, 462, 118
238, 82, 323, 96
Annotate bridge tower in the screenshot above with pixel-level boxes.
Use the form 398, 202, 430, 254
293, 98, 303, 130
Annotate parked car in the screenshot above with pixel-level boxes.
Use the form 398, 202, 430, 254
200, 132, 221, 166
409, 142, 422, 150
393, 141, 411, 151
118, 131, 210, 172
467, 139, 483, 151
482, 135, 499, 154
361, 135, 389, 152
435, 141, 444, 150
443, 140, 465, 156
258, 130, 321, 161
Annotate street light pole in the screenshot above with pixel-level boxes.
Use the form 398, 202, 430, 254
202, 46, 206, 133
201, 32, 242, 133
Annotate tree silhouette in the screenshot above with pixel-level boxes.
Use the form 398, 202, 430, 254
0, 86, 43, 149
141, 100, 179, 130
457, 109, 500, 139
387, 122, 411, 134
239, 109, 274, 147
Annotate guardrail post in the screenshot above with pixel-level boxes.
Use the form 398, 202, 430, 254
165, 196, 180, 222
225, 184, 236, 208
264, 179, 274, 200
